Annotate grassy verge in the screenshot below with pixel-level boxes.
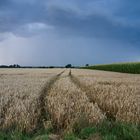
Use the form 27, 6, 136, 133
83, 62, 140, 74
64, 120, 140, 140
0, 128, 51, 140
0, 121, 139, 140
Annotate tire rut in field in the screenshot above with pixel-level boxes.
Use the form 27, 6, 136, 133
46, 69, 105, 133
69, 70, 115, 121
36, 70, 65, 131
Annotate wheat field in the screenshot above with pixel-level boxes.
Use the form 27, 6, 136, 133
0, 68, 139, 139
0, 68, 63, 132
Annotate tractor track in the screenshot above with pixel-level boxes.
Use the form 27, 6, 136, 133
36, 70, 65, 131
69, 69, 116, 121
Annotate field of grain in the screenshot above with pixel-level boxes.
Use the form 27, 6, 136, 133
0, 68, 140, 139
0, 68, 63, 132
71, 69, 140, 124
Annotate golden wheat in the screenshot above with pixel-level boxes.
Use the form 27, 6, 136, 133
0, 68, 139, 134
72, 69, 140, 124
0, 68, 63, 132
46, 74, 105, 132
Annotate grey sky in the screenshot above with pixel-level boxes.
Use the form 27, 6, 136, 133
0, 0, 140, 66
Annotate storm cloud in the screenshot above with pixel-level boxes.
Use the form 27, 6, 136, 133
0, 0, 140, 66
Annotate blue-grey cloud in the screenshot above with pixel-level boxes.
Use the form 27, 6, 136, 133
0, 0, 139, 43
47, 5, 140, 44
0, 0, 140, 65
0, 0, 47, 33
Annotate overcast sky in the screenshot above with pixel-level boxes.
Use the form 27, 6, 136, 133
0, 0, 140, 66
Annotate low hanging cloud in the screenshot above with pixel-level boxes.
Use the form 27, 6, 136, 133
0, 0, 140, 65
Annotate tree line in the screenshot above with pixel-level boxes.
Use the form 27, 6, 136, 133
0, 64, 80, 68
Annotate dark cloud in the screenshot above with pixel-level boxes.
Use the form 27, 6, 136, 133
47, 6, 140, 44
1, 0, 139, 43
0, 0, 140, 65
116, 0, 140, 18
0, 0, 47, 33
0, 0, 10, 7
0, 0, 140, 41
